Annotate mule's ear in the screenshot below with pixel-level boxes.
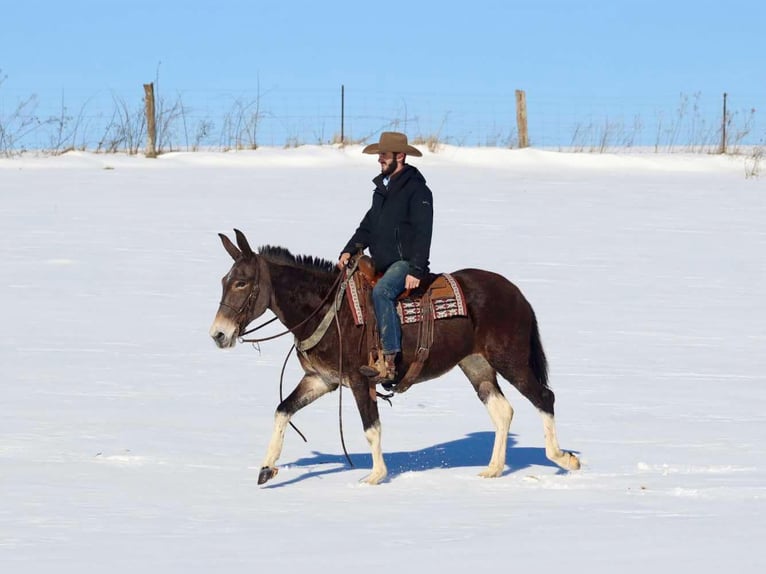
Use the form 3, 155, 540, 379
233, 228, 255, 258
219, 233, 242, 261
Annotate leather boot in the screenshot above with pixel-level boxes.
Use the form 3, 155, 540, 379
359, 352, 385, 378
359, 352, 398, 384
382, 353, 397, 381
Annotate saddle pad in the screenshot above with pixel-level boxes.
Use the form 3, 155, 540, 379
397, 274, 467, 324
345, 271, 467, 326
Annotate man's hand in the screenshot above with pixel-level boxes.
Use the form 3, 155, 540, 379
405, 274, 420, 290
337, 252, 351, 269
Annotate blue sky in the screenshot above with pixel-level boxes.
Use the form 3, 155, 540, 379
1, 0, 763, 148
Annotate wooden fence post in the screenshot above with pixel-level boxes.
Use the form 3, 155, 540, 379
341, 84, 345, 145
515, 89, 529, 148
720, 92, 728, 154
143, 83, 157, 158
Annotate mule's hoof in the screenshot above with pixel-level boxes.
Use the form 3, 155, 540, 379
361, 471, 387, 485
478, 467, 503, 478
258, 466, 279, 485
565, 452, 581, 471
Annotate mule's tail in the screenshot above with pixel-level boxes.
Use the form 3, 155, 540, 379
529, 307, 549, 388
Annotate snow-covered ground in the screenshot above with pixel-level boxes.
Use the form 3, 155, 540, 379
2, 146, 764, 572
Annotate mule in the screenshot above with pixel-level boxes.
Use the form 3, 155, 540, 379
209, 229, 580, 485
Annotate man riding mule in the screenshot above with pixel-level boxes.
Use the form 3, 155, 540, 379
338, 132, 433, 388
209, 229, 581, 486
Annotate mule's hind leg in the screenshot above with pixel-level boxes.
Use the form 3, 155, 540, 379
259, 374, 336, 485
496, 361, 580, 471
459, 355, 513, 478
540, 401, 581, 471
517, 365, 580, 471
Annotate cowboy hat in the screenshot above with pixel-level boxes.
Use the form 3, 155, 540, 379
362, 131, 422, 157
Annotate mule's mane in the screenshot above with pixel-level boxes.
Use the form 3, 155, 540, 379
257, 245, 338, 275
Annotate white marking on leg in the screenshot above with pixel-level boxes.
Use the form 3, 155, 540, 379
362, 422, 388, 485
262, 411, 290, 469
260, 374, 333, 472
480, 392, 514, 478
540, 410, 580, 470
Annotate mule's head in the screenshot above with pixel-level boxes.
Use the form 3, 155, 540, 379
209, 229, 270, 349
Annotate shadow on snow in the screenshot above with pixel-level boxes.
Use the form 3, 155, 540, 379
263, 431, 573, 488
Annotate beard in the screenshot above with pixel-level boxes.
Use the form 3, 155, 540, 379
380, 157, 398, 177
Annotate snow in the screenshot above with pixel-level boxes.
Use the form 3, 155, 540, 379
1, 146, 765, 572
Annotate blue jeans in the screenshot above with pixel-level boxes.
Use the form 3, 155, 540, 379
372, 260, 409, 355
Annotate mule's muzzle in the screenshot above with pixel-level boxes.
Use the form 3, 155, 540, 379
209, 316, 239, 349
211, 330, 232, 348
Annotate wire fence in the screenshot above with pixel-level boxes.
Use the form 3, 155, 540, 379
0, 82, 762, 156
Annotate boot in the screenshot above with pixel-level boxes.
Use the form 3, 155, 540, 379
381, 353, 397, 381
359, 353, 398, 384
379, 353, 401, 392
359, 351, 385, 378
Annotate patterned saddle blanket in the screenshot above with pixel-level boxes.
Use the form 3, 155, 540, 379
345, 270, 468, 326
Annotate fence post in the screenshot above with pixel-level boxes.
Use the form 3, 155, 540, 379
515, 89, 529, 148
341, 84, 345, 145
720, 92, 728, 154
143, 83, 157, 158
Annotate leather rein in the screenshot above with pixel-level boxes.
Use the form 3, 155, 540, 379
236, 256, 357, 346
227, 256, 362, 466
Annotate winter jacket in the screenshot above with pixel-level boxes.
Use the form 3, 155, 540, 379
342, 164, 433, 279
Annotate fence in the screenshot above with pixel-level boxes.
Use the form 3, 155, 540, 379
0, 82, 762, 156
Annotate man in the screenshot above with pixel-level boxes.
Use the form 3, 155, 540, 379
338, 132, 434, 385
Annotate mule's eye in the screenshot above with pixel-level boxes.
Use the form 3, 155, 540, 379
234, 280, 248, 289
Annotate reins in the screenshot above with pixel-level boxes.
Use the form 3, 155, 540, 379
237, 257, 361, 467
239, 315, 278, 336
278, 343, 307, 444
237, 265, 346, 345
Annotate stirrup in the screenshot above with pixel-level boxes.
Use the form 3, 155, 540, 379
359, 368, 397, 387
360, 352, 397, 382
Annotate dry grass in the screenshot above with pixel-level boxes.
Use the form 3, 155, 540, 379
745, 146, 763, 178
1, 77, 762, 166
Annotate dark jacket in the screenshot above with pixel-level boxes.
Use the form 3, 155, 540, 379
342, 164, 433, 279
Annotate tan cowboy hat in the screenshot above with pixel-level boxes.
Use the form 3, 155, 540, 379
362, 131, 422, 157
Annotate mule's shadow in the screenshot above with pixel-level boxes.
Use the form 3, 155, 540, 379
264, 432, 568, 488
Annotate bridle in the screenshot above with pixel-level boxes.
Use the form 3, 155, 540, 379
218, 255, 363, 466
217, 279, 280, 339
236, 256, 358, 346
218, 284, 259, 317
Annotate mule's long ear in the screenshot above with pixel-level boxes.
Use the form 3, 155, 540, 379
219, 233, 242, 261
234, 228, 255, 258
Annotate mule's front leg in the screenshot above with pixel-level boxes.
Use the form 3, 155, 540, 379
350, 381, 387, 485
259, 374, 335, 485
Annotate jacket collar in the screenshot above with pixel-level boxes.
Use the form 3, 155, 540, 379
373, 164, 416, 192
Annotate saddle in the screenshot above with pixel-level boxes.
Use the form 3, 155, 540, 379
345, 255, 467, 394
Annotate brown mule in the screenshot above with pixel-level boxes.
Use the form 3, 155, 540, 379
209, 229, 580, 485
